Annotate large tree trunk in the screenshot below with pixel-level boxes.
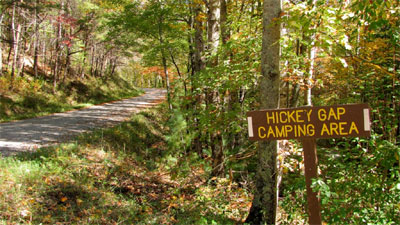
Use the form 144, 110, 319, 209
245, 0, 281, 224
191, 1, 205, 156
207, 0, 220, 66
207, 0, 224, 178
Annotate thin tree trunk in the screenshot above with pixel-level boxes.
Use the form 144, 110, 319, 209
90, 45, 95, 76
207, 0, 224, 178
11, 1, 22, 79
220, 0, 229, 45
54, 1, 64, 93
17, 36, 27, 77
193, 2, 204, 74
305, 0, 317, 106
0, 13, 4, 74
33, 0, 39, 78
158, 10, 172, 110
245, 0, 281, 223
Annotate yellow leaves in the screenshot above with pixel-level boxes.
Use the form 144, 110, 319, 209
61, 196, 68, 202
193, 0, 205, 5
195, 12, 207, 22
76, 198, 83, 206
43, 214, 52, 222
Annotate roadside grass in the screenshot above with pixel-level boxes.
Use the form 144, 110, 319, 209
0, 105, 251, 224
0, 74, 142, 122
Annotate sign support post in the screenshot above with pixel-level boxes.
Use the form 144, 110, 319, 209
302, 138, 322, 225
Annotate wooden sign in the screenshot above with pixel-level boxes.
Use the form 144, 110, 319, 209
247, 103, 371, 225
247, 104, 371, 140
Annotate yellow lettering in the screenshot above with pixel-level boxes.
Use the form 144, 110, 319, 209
328, 108, 338, 120
330, 123, 339, 135
267, 126, 275, 138
307, 124, 315, 136
321, 123, 330, 136
285, 125, 293, 136
337, 107, 345, 120
296, 110, 304, 123
266, 112, 275, 124
258, 126, 266, 138
298, 124, 307, 137
288, 110, 296, 123
339, 122, 348, 135
275, 126, 286, 137
306, 109, 312, 122
318, 109, 327, 121
279, 111, 288, 123
349, 122, 359, 134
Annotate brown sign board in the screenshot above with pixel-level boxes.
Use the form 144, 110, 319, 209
247, 104, 371, 140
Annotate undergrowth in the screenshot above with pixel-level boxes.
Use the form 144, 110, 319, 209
0, 105, 251, 224
0, 73, 142, 122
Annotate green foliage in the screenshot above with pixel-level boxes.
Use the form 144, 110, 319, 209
278, 0, 400, 223
0, 106, 251, 224
280, 134, 400, 224
0, 73, 141, 122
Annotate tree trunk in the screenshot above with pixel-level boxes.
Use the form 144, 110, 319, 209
245, 0, 281, 224
207, 0, 224, 177
33, 0, 39, 78
0, 14, 4, 74
191, 1, 205, 156
11, 1, 22, 79
53, 0, 64, 94
220, 0, 229, 45
207, 0, 220, 66
193, 2, 205, 74
304, 0, 317, 106
157, 10, 172, 110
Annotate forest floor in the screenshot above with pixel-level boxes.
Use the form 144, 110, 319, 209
0, 88, 166, 156
0, 104, 251, 224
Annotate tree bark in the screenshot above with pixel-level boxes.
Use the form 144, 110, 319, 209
220, 0, 229, 45
157, 10, 172, 110
11, 1, 22, 79
0, 13, 4, 74
207, 0, 220, 66
304, 0, 317, 106
207, 0, 224, 177
245, 0, 281, 224
193, 2, 205, 73
191, 1, 205, 156
33, 0, 39, 78
53, 0, 64, 93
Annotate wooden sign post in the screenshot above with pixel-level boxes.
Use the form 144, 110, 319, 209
247, 104, 371, 224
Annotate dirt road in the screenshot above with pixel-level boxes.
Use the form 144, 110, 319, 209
0, 88, 166, 156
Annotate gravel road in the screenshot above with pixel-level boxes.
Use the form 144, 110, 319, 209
0, 88, 166, 156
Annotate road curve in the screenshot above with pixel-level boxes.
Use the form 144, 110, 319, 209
0, 88, 166, 156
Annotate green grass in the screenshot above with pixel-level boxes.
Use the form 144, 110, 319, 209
0, 106, 251, 224
0, 74, 143, 122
